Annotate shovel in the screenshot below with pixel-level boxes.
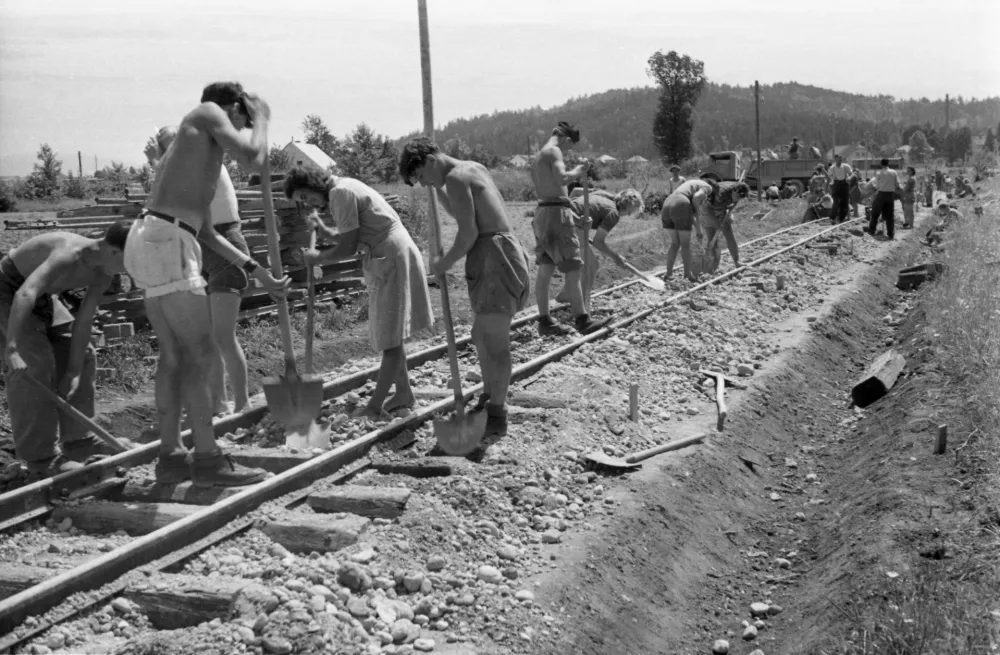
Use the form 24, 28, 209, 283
259, 152, 324, 438
24, 373, 129, 454
700, 369, 747, 432
419, 0, 486, 456
621, 260, 665, 291
582, 433, 706, 470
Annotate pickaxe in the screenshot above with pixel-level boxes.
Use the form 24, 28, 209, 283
699, 369, 748, 432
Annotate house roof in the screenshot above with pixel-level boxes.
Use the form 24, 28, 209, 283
596, 154, 617, 163
626, 155, 648, 163
508, 154, 530, 167
282, 141, 337, 171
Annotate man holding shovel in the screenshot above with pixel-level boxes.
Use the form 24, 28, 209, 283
398, 138, 531, 442
1, 222, 132, 479
661, 178, 712, 282
126, 81, 288, 487
284, 166, 434, 421
703, 180, 749, 269
529, 121, 609, 336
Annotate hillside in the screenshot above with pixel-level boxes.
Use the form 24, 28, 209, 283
417, 82, 1000, 160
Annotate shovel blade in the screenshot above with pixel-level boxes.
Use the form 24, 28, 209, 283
262, 374, 325, 435
582, 450, 641, 470
640, 276, 666, 292
434, 410, 487, 456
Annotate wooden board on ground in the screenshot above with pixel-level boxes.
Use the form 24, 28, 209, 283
111, 481, 244, 506
851, 349, 906, 408
228, 448, 314, 474
0, 565, 51, 598
51, 502, 200, 536
125, 573, 272, 630
307, 485, 412, 519
258, 512, 370, 553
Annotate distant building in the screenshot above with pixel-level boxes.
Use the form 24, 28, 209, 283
281, 141, 337, 173
825, 143, 875, 161
508, 154, 531, 168
596, 154, 618, 165
894, 145, 911, 161
626, 155, 648, 164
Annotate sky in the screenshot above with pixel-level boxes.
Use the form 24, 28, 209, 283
1, 0, 998, 177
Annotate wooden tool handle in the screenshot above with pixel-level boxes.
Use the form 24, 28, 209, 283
625, 433, 705, 463
304, 227, 317, 375
25, 374, 128, 453
419, 0, 466, 413
581, 180, 591, 310
260, 152, 299, 381
716, 379, 727, 432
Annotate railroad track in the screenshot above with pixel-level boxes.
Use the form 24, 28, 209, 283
0, 214, 865, 652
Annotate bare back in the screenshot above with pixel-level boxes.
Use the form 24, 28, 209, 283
450, 162, 512, 233
530, 144, 568, 202
9, 233, 110, 293
147, 103, 227, 231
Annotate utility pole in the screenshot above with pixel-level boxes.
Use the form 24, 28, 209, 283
831, 117, 836, 162
94, 155, 98, 174
78, 151, 83, 178
754, 81, 762, 201
944, 94, 950, 130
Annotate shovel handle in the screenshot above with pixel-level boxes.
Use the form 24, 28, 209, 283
581, 181, 591, 312
419, 0, 466, 414
715, 378, 727, 432
24, 373, 129, 453
261, 150, 300, 381
625, 433, 705, 463
304, 227, 317, 375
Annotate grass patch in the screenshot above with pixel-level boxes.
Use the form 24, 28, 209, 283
97, 335, 155, 393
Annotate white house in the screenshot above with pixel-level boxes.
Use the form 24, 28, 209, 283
282, 141, 337, 173
596, 154, 617, 165
508, 154, 531, 168
626, 155, 649, 164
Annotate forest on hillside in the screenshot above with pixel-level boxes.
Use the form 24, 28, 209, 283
408, 82, 1000, 160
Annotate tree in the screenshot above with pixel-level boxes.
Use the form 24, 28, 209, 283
269, 144, 292, 173
101, 162, 130, 195
22, 144, 63, 198
646, 50, 706, 163
338, 123, 398, 184
908, 130, 931, 162
224, 152, 251, 185
64, 171, 86, 199
301, 115, 339, 158
944, 127, 973, 163
985, 128, 996, 154
136, 164, 154, 193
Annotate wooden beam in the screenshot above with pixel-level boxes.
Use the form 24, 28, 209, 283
307, 485, 412, 519
124, 573, 272, 630
0, 565, 50, 598
51, 502, 200, 536
851, 350, 906, 408
111, 481, 244, 506
259, 512, 370, 553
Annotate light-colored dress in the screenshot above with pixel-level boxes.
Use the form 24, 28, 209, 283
327, 177, 433, 352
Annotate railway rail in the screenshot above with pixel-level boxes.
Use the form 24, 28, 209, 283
0, 213, 864, 651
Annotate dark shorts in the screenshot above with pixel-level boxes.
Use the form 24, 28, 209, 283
465, 232, 530, 317
661, 195, 694, 231
201, 222, 250, 295
532, 204, 583, 273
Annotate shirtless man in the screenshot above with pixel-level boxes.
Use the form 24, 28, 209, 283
147, 126, 252, 416
1, 222, 131, 478
562, 187, 644, 299
660, 178, 711, 282
399, 138, 531, 442
127, 81, 289, 487
530, 122, 607, 336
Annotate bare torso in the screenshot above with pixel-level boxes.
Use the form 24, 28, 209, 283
9, 233, 110, 292
147, 103, 226, 231
445, 161, 512, 233
530, 144, 567, 202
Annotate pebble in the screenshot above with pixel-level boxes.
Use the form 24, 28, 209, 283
767, 603, 783, 616
453, 593, 475, 606
347, 597, 371, 618
351, 548, 377, 564
749, 651, 765, 655
685, 407, 699, 415
413, 638, 436, 652
309, 584, 336, 599
497, 545, 519, 561
515, 590, 535, 602
338, 563, 372, 591
426, 555, 447, 571
754, 620, 766, 630
46, 632, 65, 649
391, 618, 419, 643
750, 602, 770, 617
742, 625, 758, 641
111, 598, 133, 614
478, 565, 503, 584
775, 558, 791, 569
541, 529, 562, 544
376, 631, 394, 645
403, 572, 425, 593
262, 636, 293, 654
805, 473, 818, 482
712, 639, 730, 654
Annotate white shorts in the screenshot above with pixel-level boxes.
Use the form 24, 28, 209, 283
124, 214, 206, 299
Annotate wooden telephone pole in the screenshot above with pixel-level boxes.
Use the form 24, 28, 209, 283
754, 81, 762, 201
78, 151, 83, 178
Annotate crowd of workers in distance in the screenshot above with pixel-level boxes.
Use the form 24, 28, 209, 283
1, 82, 968, 485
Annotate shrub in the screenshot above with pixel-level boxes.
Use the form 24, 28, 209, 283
0, 180, 18, 213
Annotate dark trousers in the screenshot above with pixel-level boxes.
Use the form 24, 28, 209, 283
869, 191, 896, 239
831, 180, 850, 223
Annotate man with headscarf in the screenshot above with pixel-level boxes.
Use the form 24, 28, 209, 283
529, 121, 608, 336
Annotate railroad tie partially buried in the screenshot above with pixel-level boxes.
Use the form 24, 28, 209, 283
851, 349, 906, 408
258, 511, 370, 554
307, 485, 412, 519
124, 573, 272, 630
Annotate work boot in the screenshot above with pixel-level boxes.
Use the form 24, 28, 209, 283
192, 450, 267, 488
471, 392, 491, 412
61, 435, 119, 463
537, 315, 572, 337
26, 453, 83, 481
484, 403, 508, 439
574, 314, 611, 335
155, 451, 192, 485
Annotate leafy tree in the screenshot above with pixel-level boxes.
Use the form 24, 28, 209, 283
22, 144, 63, 198
338, 123, 397, 184
908, 130, 931, 162
224, 152, 251, 185
269, 144, 292, 173
64, 171, 87, 199
0, 180, 18, 212
101, 162, 130, 195
136, 164, 154, 193
646, 50, 706, 163
944, 127, 973, 163
301, 115, 339, 158
985, 128, 996, 153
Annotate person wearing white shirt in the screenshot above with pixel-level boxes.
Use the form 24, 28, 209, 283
666, 165, 686, 195
827, 154, 853, 224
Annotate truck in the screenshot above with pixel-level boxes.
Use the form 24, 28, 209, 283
701, 150, 905, 195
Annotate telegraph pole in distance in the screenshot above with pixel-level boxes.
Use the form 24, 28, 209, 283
754, 80, 762, 201
78, 151, 83, 178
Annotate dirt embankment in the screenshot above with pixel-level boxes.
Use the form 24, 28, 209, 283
531, 194, 999, 654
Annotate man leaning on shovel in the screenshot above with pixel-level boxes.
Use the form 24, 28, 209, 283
399, 137, 531, 445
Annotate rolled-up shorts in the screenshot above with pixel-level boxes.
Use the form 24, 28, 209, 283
465, 232, 530, 317
661, 195, 695, 231
201, 221, 250, 295
124, 213, 206, 298
532, 205, 582, 273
